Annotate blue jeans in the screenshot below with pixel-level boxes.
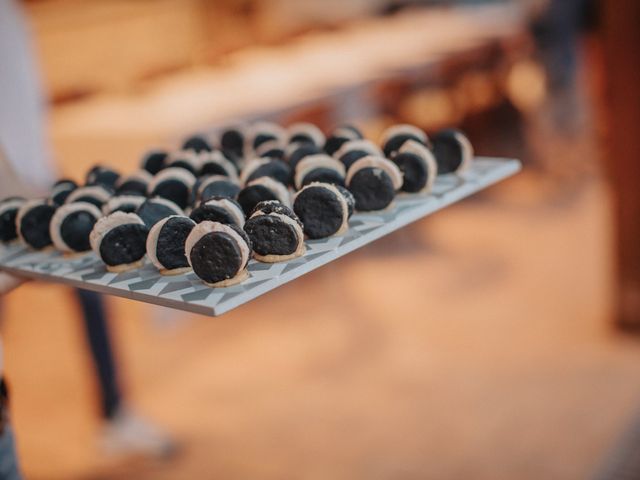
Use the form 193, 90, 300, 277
0, 425, 22, 480
75, 289, 122, 419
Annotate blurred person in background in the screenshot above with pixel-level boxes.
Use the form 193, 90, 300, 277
0, 1, 174, 476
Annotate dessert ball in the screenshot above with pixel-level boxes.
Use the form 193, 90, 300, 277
190, 197, 245, 227
334, 139, 383, 170
237, 177, 290, 216
324, 124, 363, 156
86, 165, 121, 188
431, 129, 473, 175
393, 140, 438, 193
146, 215, 196, 275
294, 154, 345, 190
286, 143, 323, 171
287, 122, 325, 147
198, 176, 241, 203
380, 124, 429, 159
293, 183, 351, 239
148, 167, 196, 210
0, 197, 25, 244
218, 126, 245, 158
335, 185, 355, 217
50, 202, 102, 254
246, 122, 286, 153
199, 151, 239, 181
346, 156, 403, 211
182, 134, 213, 153
166, 151, 201, 176
250, 200, 302, 222
255, 139, 285, 160
186, 221, 252, 287
16, 199, 58, 250
244, 203, 305, 263
240, 158, 291, 187
136, 197, 183, 229
50, 179, 78, 206
116, 170, 152, 196
90, 212, 148, 272
141, 150, 168, 175
103, 195, 145, 215
65, 185, 112, 210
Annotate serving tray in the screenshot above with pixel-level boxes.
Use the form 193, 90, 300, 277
0, 157, 520, 316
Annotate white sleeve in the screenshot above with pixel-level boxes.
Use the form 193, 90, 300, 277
0, 0, 57, 191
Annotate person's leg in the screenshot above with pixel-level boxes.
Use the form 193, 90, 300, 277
0, 379, 23, 480
74, 289, 121, 419
73, 289, 176, 458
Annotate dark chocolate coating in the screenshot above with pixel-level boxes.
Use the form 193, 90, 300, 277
339, 150, 369, 170
300, 168, 345, 188
323, 125, 362, 155
250, 200, 301, 227
99, 223, 148, 267
137, 200, 180, 228
324, 136, 349, 156
335, 185, 355, 218
51, 180, 77, 206
0, 206, 20, 243
294, 185, 345, 239
200, 162, 228, 178
289, 133, 316, 145
51, 189, 74, 206
109, 199, 141, 214
141, 151, 167, 175
348, 167, 395, 211
335, 125, 363, 139
288, 144, 322, 171
168, 158, 198, 176
155, 216, 195, 270
237, 184, 280, 215
70, 194, 107, 210
149, 179, 191, 210
258, 147, 285, 160
190, 177, 206, 206
246, 160, 291, 186
86, 166, 120, 188
190, 201, 243, 226
244, 215, 300, 256
393, 152, 428, 192
432, 129, 466, 174
190, 232, 243, 283
227, 224, 252, 263
201, 180, 240, 202
253, 133, 277, 150
53, 179, 77, 190
60, 210, 98, 252
182, 135, 212, 153
383, 133, 427, 159
116, 179, 147, 196
220, 129, 244, 157
20, 204, 57, 249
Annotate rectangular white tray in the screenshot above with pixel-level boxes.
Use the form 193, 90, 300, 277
0, 157, 520, 316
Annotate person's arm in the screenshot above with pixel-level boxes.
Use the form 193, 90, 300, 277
0, 273, 24, 295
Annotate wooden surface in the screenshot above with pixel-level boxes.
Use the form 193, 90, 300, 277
600, 0, 640, 329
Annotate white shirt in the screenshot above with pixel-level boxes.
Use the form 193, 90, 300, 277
0, 0, 56, 191
0, 0, 58, 377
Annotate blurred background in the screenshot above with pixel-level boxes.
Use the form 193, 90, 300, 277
2, 0, 640, 478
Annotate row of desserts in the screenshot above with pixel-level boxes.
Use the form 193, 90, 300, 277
0, 122, 472, 287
